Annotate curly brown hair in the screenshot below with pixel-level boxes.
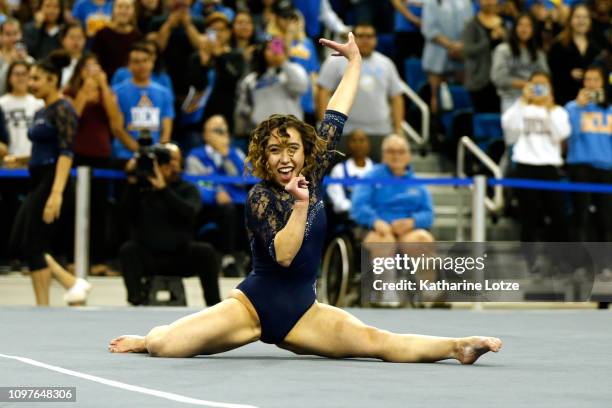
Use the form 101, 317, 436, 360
246, 114, 327, 180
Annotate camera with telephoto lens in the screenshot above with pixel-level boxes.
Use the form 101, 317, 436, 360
133, 129, 171, 187
589, 89, 605, 104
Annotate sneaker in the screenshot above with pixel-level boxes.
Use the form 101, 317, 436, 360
64, 278, 92, 305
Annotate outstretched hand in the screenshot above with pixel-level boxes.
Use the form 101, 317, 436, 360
285, 175, 309, 203
319, 32, 361, 62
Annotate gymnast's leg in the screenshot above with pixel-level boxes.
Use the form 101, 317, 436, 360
109, 289, 261, 358
279, 302, 501, 364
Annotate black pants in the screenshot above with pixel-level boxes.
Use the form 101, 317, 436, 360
567, 164, 612, 242
198, 204, 247, 255
119, 240, 221, 306
469, 82, 501, 113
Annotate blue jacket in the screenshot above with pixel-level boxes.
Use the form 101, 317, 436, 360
565, 100, 612, 170
350, 164, 434, 229
185, 144, 247, 205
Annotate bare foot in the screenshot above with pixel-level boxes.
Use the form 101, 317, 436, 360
456, 336, 502, 365
108, 335, 147, 353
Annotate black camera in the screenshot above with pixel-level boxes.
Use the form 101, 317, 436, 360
133, 130, 171, 186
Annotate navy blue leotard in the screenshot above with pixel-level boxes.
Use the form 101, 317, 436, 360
237, 110, 347, 344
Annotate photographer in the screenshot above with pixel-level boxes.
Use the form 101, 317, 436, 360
120, 142, 221, 306
565, 66, 612, 245
502, 71, 570, 250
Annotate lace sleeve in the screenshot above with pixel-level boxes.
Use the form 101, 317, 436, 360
51, 100, 77, 157
245, 184, 286, 260
310, 109, 348, 184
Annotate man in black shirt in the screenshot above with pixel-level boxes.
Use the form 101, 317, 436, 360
120, 143, 221, 306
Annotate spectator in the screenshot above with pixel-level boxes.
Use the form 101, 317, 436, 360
234, 37, 308, 136
186, 12, 245, 132
64, 53, 122, 275
548, 4, 603, 106
185, 114, 247, 276
22, 0, 65, 60
191, 0, 235, 21
71, 0, 113, 38
9, 51, 90, 306
91, 0, 143, 79
391, 0, 424, 61
501, 71, 570, 249
267, 3, 319, 125
590, 0, 611, 49
149, 0, 205, 107
491, 13, 549, 114
112, 42, 174, 163
527, 0, 569, 51
135, 0, 164, 35
463, 0, 506, 113
318, 22, 404, 160
351, 134, 434, 246
0, 19, 35, 95
0, 61, 44, 167
326, 129, 375, 218
0, 105, 8, 159
421, 0, 473, 114
564, 66, 612, 243
59, 22, 87, 88
111, 38, 174, 96
231, 9, 257, 66
251, 0, 275, 39
120, 143, 221, 306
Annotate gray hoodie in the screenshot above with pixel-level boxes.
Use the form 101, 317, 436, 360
491, 43, 549, 111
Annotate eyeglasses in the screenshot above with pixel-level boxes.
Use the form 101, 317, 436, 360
211, 127, 228, 135
354, 33, 376, 39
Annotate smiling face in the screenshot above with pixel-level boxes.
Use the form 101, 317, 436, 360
515, 15, 534, 43
382, 136, 411, 176
9, 63, 30, 95
28, 65, 55, 99
265, 127, 305, 185
41, 0, 62, 24
113, 0, 135, 25
570, 5, 591, 36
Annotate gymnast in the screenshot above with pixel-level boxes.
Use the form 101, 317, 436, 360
109, 33, 502, 364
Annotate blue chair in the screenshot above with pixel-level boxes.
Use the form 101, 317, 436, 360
375, 33, 396, 58
440, 85, 474, 141
447, 85, 473, 111
472, 113, 503, 151
404, 58, 426, 92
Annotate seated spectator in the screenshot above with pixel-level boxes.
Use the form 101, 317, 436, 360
391, 0, 424, 61
111, 39, 174, 96
135, 0, 164, 35
149, 0, 205, 107
351, 134, 434, 246
186, 12, 245, 132
234, 37, 308, 136
0, 19, 35, 95
491, 13, 549, 115
421, 0, 473, 114
231, 9, 257, 68
0, 61, 44, 167
463, 0, 506, 113
71, 0, 113, 38
548, 4, 603, 107
112, 42, 174, 163
502, 71, 570, 253
564, 66, 612, 244
120, 143, 221, 306
22, 0, 65, 60
185, 114, 248, 276
59, 22, 87, 88
91, 0, 143, 79
318, 22, 404, 160
326, 129, 375, 217
267, 2, 319, 125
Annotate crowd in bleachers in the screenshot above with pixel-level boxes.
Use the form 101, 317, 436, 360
0, 0, 610, 305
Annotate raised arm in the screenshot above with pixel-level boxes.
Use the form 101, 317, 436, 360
319, 32, 362, 117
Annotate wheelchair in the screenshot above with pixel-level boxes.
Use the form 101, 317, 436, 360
318, 210, 362, 307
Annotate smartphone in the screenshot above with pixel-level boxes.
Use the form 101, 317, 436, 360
206, 28, 217, 43
532, 84, 549, 97
589, 89, 604, 104
14, 42, 27, 53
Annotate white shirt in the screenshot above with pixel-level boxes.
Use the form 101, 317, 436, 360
326, 157, 374, 213
502, 100, 571, 166
0, 93, 45, 156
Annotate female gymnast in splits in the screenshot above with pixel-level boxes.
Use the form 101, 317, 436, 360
109, 33, 502, 364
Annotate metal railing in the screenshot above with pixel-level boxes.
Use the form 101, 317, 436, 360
400, 81, 429, 146
456, 136, 504, 241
